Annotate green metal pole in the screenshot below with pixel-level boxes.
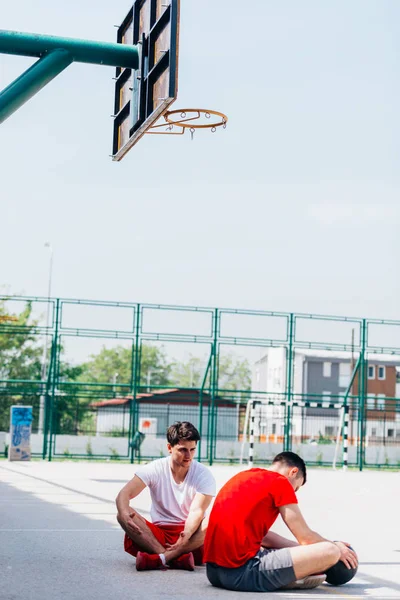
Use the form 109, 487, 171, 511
0, 49, 73, 124
341, 354, 362, 467
358, 319, 367, 471
42, 337, 56, 460
48, 298, 60, 462
130, 304, 141, 464
0, 30, 139, 68
209, 309, 219, 466
198, 350, 212, 462
284, 314, 294, 452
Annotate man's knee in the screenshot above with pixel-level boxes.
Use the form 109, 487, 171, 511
321, 541, 340, 567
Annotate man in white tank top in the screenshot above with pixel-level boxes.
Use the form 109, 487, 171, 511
116, 421, 216, 571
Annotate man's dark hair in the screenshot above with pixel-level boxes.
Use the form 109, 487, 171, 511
166, 421, 200, 446
272, 451, 307, 485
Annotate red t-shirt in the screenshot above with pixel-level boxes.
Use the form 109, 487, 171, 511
203, 469, 298, 568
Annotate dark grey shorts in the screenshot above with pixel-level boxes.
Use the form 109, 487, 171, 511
206, 547, 296, 592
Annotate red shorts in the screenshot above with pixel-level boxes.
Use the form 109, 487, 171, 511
124, 520, 204, 565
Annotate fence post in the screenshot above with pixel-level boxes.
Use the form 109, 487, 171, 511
284, 314, 295, 452
198, 350, 212, 462
358, 319, 367, 471
208, 309, 219, 466
42, 337, 56, 460
130, 304, 141, 463
47, 298, 60, 462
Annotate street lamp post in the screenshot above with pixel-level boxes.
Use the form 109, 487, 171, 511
38, 242, 54, 434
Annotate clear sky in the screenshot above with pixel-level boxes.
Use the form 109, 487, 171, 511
1, 0, 399, 323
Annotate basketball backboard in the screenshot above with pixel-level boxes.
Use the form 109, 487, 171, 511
112, 0, 180, 161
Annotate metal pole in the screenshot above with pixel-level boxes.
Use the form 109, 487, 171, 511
0, 30, 139, 68
130, 304, 141, 463
0, 50, 73, 124
48, 298, 60, 462
284, 314, 294, 451
248, 400, 256, 468
209, 309, 219, 466
198, 350, 212, 462
38, 242, 53, 434
343, 403, 349, 471
358, 319, 367, 471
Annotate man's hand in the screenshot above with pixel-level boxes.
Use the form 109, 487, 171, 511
118, 510, 142, 537
165, 531, 189, 552
333, 541, 358, 570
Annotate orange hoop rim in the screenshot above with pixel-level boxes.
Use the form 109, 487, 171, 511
163, 108, 228, 130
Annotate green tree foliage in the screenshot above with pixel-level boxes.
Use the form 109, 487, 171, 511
0, 300, 44, 430
0, 301, 42, 380
218, 353, 251, 391
171, 353, 251, 391
76, 344, 172, 388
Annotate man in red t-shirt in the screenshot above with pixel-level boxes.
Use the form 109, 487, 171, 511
204, 452, 358, 592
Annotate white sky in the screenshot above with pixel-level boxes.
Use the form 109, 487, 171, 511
1, 0, 399, 329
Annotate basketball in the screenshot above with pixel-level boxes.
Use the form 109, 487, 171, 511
325, 547, 358, 586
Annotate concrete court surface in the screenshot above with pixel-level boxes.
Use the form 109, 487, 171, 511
0, 460, 399, 600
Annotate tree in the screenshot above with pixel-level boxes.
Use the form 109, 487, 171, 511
170, 356, 205, 388
0, 300, 44, 430
76, 343, 172, 388
218, 353, 251, 391
0, 301, 42, 381
171, 352, 251, 391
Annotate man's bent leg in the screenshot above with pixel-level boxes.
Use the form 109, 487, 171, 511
207, 548, 297, 592
117, 513, 166, 555
289, 541, 340, 579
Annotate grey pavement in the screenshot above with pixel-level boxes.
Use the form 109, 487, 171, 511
1, 461, 399, 600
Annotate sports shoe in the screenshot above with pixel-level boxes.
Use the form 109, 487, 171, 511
281, 574, 327, 589
168, 552, 195, 571
136, 552, 164, 571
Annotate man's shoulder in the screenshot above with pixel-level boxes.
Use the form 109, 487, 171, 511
136, 456, 169, 477
190, 460, 215, 483
191, 459, 212, 474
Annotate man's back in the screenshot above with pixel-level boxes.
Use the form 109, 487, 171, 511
204, 468, 297, 568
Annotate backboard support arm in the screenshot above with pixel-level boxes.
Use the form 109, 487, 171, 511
0, 29, 139, 124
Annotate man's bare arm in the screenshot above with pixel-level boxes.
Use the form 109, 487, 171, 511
261, 530, 299, 549
115, 475, 147, 534
165, 492, 213, 553
279, 504, 327, 545
280, 503, 358, 568
182, 492, 213, 539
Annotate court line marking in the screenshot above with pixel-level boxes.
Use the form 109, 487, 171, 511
0, 465, 152, 515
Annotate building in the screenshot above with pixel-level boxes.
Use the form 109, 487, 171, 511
251, 349, 400, 443
91, 388, 240, 441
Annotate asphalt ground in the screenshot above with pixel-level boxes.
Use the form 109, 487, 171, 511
1, 461, 399, 600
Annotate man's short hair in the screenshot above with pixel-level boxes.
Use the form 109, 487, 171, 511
166, 421, 200, 446
272, 451, 307, 485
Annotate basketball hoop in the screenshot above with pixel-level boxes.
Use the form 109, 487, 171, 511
147, 108, 228, 140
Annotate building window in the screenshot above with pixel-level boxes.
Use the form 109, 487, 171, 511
339, 362, 351, 388
387, 428, 394, 438
371, 428, 377, 437
367, 394, 375, 410
325, 426, 334, 436
368, 365, 375, 380
323, 362, 332, 377
377, 394, 386, 410
378, 366, 386, 380
272, 423, 276, 435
